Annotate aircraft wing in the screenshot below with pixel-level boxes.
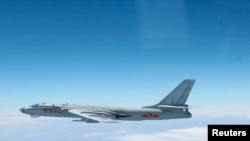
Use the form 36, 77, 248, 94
68, 109, 119, 123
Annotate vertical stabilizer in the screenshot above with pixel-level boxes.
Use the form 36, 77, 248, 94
143, 79, 195, 108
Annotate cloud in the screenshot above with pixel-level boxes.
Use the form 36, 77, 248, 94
243, 114, 250, 120
192, 108, 250, 119
0, 114, 66, 126
82, 127, 207, 141
0, 115, 36, 126
111, 127, 207, 141
83, 132, 105, 138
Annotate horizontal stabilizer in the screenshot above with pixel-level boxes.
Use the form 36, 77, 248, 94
158, 105, 190, 109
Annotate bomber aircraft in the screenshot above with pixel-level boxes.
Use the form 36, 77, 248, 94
20, 79, 195, 123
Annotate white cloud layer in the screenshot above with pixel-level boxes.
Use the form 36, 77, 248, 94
83, 132, 105, 138
0, 115, 36, 126
0, 114, 65, 126
111, 127, 207, 141
192, 109, 250, 119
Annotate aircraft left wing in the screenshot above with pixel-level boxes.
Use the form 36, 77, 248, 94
68, 109, 119, 123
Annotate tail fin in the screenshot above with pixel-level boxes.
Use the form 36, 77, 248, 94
143, 79, 195, 108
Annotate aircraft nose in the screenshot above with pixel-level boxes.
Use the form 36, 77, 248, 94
20, 107, 25, 113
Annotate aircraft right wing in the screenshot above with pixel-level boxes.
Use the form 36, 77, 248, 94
68, 109, 119, 123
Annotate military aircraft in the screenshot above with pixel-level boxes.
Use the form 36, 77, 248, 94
20, 79, 195, 123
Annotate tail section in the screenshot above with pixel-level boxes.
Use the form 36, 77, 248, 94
143, 79, 195, 108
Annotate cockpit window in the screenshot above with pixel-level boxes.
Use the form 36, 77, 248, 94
31, 104, 39, 107
31, 103, 55, 107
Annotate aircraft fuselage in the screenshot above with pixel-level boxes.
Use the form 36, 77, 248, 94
20, 104, 191, 121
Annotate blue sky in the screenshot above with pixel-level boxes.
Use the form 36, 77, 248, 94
1, 0, 250, 140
